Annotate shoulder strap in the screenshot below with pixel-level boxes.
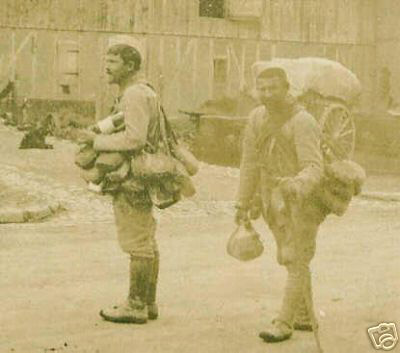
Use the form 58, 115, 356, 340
142, 82, 179, 152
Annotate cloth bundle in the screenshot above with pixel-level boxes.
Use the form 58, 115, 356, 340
318, 160, 366, 216
227, 221, 264, 262
75, 111, 197, 209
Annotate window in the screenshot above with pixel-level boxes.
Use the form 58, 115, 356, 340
199, 0, 225, 18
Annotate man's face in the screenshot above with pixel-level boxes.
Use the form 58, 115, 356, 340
105, 53, 132, 85
255, 76, 288, 108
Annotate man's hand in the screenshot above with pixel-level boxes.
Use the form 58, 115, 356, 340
77, 129, 97, 146
235, 206, 249, 225
87, 124, 101, 134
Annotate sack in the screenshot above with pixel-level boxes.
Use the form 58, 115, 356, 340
324, 159, 366, 196
158, 104, 199, 176
131, 150, 177, 178
319, 185, 353, 216
227, 221, 264, 262
148, 181, 181, 209
318, 159, 366, 216
105, 160, 131, 183
95, 152, 125, 173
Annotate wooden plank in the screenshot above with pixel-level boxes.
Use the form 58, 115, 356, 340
209, 38, 214, 99
29, 31, 54, 99
163, 0, 176, 34
260, 0, 272, 40
240, 41, 246, 91
337, 0, 351, 43
271, 42, 277, 58
194, 38, 212, 108
147, 0, 157, 33
227, 41, 241, 96
271, 0, 281, 40
151, 0, 162, 33
187, 0, 200, 36
192, 38, 198, 103
243, 40, 258, 93
52, 0, 81, 30
302, 0, 319, 42
31, 32, 38, 97
283, 0, 301, 42
237, 22, 258, 40
258, 41, 272, 61
279, 0, 289, 41
322, 0, 338, 43
348, 0, 360, 44
158, 35, 165, 99
5, 0, 19, 27
133, 0, 149, 33
175, 36, 182, 107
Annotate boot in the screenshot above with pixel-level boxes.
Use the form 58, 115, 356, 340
259, 319, 293, 343
147, 251, 159, 320
100, 256, 153, 324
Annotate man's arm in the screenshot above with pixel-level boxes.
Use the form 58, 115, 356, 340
292, 112, 323, 196
93, 86, 151, 152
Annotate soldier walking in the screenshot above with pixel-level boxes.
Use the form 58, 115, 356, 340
235, 65, 327, 343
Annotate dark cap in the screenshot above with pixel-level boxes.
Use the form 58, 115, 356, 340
257, 67, 288, 82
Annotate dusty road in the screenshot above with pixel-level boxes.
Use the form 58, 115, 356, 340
1, 124, 399, 353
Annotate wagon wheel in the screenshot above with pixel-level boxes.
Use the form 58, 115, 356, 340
320, 103, 355, 162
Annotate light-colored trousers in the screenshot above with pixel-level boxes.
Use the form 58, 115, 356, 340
112, 192, 158, 259
263, 188, 325, 326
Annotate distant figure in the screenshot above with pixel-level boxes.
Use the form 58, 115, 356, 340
19, 114, 54, 149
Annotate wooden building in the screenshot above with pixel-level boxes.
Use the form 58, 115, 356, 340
0, 0, 379, 121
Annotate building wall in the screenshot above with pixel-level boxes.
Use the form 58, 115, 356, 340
0, 0, 377, 118
376, 0, 400, 109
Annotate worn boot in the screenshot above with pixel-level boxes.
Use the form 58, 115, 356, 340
100, 256, 153, 324
147, 251, 159, 320
260, 264, 307, 342
293, 296, 313, 331
259, 319, 293, 343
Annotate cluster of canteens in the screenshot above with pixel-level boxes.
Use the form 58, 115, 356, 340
74, 110, 198, 209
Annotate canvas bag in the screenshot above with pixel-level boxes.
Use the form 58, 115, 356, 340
227, 221, 264, 262
130, 95, 198, 178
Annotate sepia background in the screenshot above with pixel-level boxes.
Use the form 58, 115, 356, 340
0, 1, 399, 353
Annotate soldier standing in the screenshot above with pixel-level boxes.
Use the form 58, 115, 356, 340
79, 35, 161, 324
235, 65, 327, 343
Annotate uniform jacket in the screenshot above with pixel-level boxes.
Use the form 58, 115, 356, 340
93, 77, 159, 153
237, 99, 323, 211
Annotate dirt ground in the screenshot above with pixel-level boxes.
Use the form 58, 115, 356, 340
0, 124, 399, 353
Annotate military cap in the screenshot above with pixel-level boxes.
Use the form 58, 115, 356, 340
107, 35, 145, 62
252, 61, 289, 82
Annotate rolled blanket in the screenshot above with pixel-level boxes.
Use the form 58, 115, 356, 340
318, 160, 366, 216
324, 160, 366, 195
95, 152, 125, 173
